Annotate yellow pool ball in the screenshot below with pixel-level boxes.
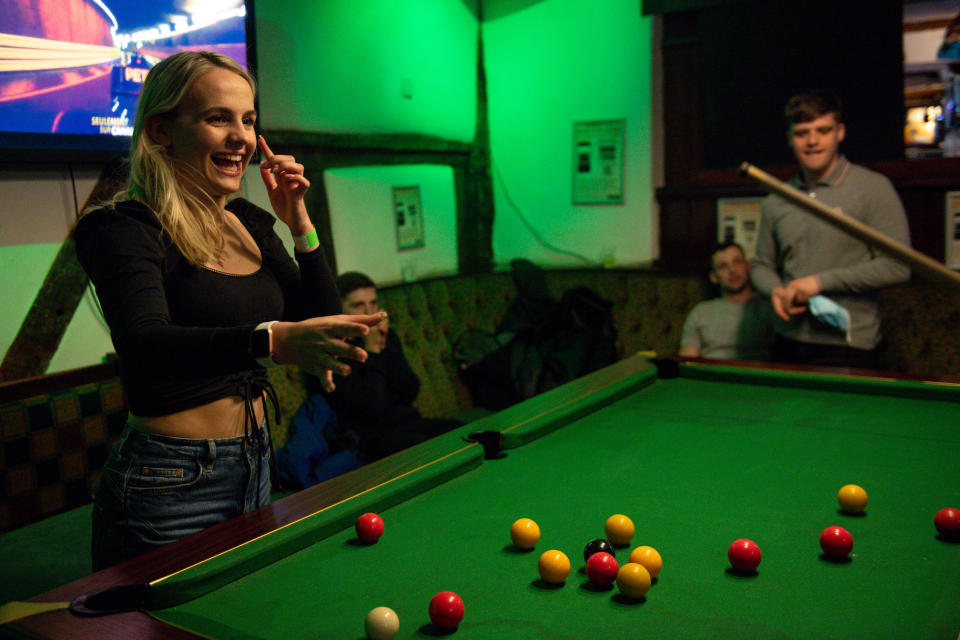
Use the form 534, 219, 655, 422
615, 562, 652, 599
510, 518, 541, 549
628, 545, 662, 578
537, 549, 571, 584
604, 514, 635, 546
838, 484, 868, 513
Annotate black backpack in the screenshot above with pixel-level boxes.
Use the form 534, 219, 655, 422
454, 285, 618, 411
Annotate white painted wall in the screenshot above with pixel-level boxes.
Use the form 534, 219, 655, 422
324, 165, 459, 285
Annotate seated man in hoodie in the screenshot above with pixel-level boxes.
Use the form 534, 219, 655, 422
326, 272, 461, 462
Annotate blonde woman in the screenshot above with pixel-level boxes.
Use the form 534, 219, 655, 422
75, 51, 383, 569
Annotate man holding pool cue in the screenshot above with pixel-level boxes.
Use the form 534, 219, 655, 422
748, 90, 912, 369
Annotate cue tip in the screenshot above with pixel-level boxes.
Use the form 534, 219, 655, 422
739, 162, 753, 177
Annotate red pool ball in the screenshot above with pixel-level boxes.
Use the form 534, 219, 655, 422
355, 512, 384, 543
727, 539, 761, 572
820, 526, 854, 559
585, 551, 619, 587
934, 507, 960, 539
429, 591, 464, 629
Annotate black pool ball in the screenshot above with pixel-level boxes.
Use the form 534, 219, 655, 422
583, 538, 615, 561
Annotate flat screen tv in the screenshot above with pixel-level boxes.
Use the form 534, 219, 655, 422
0, 0, 256, 165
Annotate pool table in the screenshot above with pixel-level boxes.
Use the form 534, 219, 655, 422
5, 356, 960, 640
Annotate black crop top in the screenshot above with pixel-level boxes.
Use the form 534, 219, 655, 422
74, 198, 341, 417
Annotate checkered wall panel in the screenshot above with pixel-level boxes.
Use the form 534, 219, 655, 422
0, 379, 126, 532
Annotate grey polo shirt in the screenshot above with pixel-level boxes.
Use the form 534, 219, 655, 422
751, 157, 911, 350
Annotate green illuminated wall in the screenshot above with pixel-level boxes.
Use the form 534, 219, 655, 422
0, 245, 64, 368
256, 0, 478, 141
483, 0, 654, 267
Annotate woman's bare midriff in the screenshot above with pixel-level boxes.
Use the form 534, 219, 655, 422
130, 395, 266, 439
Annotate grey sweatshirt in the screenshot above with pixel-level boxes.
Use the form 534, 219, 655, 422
751, 157, 911, 350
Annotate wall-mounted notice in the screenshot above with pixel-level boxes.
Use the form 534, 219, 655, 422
717, 197, 764, 260
572, 119, 624, 204
393, 185, 425, 251
946, 191, 960, 269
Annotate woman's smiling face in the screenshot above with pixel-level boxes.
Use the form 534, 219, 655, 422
157, 67, 257, 204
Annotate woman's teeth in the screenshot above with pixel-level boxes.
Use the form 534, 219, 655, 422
212, 153, 243, 170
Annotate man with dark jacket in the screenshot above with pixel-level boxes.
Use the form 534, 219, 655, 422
328, 272, 460, 461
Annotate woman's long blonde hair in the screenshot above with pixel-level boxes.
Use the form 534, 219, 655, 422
122, 51, 257, 265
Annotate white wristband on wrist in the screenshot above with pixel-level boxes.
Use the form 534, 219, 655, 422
293, 228, 319, 252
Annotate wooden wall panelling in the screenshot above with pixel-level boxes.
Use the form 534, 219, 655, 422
656, 183, 762, 272
661, 11, 701, 185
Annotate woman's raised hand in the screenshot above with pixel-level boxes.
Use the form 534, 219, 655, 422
258, 135, 312, 234
271, 313, 388, 391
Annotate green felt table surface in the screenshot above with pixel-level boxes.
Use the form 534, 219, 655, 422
150, 362, 960, 640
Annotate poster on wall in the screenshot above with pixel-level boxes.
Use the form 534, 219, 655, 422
393, 186, 425, 251
946, 191, 960, 269
572, 119, 624, 204
716, 197, 764, 259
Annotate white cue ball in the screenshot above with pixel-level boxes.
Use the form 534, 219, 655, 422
365, 606, 399, 640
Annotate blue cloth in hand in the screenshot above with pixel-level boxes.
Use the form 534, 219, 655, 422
808, 294, 851, 341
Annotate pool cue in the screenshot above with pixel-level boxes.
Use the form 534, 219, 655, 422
739, 162, 960, 288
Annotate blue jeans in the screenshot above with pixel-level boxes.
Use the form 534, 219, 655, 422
91, 424, 272, 571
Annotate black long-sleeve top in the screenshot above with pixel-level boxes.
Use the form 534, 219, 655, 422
74, 198, 340, 417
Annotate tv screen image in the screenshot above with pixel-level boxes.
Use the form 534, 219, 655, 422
0, 0, 252, 160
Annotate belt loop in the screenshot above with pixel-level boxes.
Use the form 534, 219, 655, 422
116, 424, 136, 456
206, 439, 217, 461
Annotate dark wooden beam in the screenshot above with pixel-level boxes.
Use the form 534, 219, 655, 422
0, 359, 119, 404
462, 23, 494, 274
0, 164, 126, 382
642, 0, 746, 15
264, 131, 471, 154
661, 11, 701, 185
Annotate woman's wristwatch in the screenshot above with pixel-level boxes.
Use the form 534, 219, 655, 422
250, 320, 279, 367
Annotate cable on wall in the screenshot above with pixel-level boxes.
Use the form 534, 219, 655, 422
492, 162, 594, 265
68, 164, 80, 219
